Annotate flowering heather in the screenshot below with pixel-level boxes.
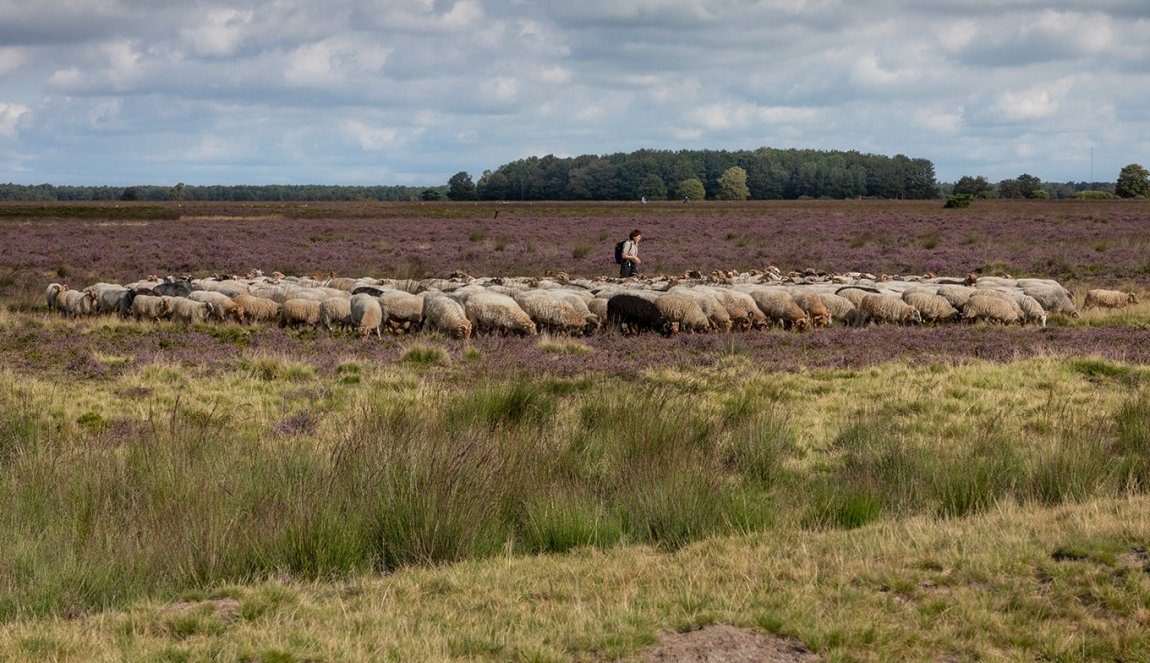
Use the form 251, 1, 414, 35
1, 200, 1149, 306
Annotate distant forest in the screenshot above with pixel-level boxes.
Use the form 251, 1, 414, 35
469, 148, 938, 201
0, 183, 431, 203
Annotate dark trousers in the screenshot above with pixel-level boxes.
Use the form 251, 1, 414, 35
620, 260, 639, 277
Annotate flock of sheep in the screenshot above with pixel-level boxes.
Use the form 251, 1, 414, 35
43, 268, 1137, 339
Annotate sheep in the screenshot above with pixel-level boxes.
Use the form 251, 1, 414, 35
170, 298, 215, 325
318, 297, 354, 332
606, 292, 663, 335
746, 289, 811, 331
670, 287, 732, 332
130, 294, 173, 322
816, 293, 859, 327
378, 290, 425, 334
935, 285, 979, 310
421, 292, 472, 339
856, 294, 924, 326
281, 299, 322, 329
653, 292, 711, 336
61, 288, 92, 317
791, 291, 831, 328
514, 291, 592, 335
1084, 289, 1139, 309
587, 297, 608, 324
902, 291, 959, 324
834, 286, 884, 307
192, 279, 251, 298
961, 294, 1020, 325
1011, 293, 1047, 327
350, 293, 384, 338
553, 291, 602, 334
710, 287, 768, 330
46, 283, 65, 312
464, 291, 537, 336
232, 293, 282, 324
152, 280, 195, 298
1021, 282, 1079, 318
187, 291, 245, 323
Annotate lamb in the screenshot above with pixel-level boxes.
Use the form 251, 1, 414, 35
791, 291, 831, 328
746, 289, 811, 331
318, 297, 354, 332
816, 293, 859, 327
1084, 289, 1139, 309
654, 292, 711, 336
281, 299, 323, 329
170, 298, 215, 325
464, 291, 537, 336
350, 293, 384, 338
232, 293, 282, 324
902, 291, 959, 323
130, 294, 173, 322
856, 294, 924, 326
514, 291, 592, 335
188, 291, 245, 323
961, 294, 1020, 325
377, 290, 425, 334
421, 292, 472, 340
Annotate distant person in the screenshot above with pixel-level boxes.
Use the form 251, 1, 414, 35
619, 229, 642, 277
640, 196, 647, 204
682, 195, 689, 203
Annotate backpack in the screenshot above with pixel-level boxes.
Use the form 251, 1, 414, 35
614, 240, 626, 265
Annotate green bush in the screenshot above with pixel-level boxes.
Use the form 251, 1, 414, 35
944, 193, 974, 208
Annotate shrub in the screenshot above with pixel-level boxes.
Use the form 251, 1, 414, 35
943, 193, 974, 208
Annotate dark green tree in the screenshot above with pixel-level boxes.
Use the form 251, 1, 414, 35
1116, 163, 1150, 198
447, 171, 478, 201
677, 177, 706, 201
420, 188, 446, 201
952, 175, 993, 198
635, 173, 667, 200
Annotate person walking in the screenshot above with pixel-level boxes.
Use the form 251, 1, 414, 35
620, 229, 642, 277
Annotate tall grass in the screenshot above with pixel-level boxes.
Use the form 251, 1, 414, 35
2, 362, 1150, 619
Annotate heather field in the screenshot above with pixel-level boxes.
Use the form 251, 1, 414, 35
2, 200, 1150, 661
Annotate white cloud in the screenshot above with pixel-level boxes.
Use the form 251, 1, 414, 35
0, 102, 29, 137
992, 78, 1076, 121
180, 8, 253, 58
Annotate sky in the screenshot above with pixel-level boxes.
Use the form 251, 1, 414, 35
1, 0, 1148, 187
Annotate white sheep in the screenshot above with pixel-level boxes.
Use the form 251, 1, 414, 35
902, 291, 959, 323
61, 288, 92, 317
281, 299, 322, 329
670, 287, 732, 332
422, 293, 472, 339
856, 294, 924, 326
170, 298, 215, 325
350, 293, 384, 338
1084, 289, 1138, 309
816, 293, 858, 327
232, 293, 282, 324
961, 295, 1020, 325
377, 290, 425, 334
743, 288, 811, 331
514, 291, 591, 335
130, 294, 173, 322
318, 297, 354, 332
188, 291, 245, 323
654, 291, 712, 335
465, 291, 537, 336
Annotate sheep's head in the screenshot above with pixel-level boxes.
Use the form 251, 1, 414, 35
965, 273, 979, 286
908, 309, 924, 325
232, 306, 245, 321
455, 322, 472, 340
1129, 293, 1139, 304
792, 317, 811, 333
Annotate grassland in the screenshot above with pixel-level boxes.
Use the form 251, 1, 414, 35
2, 200, 1150, 661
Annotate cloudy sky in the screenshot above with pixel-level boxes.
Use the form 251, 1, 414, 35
1, 0, 1148, 187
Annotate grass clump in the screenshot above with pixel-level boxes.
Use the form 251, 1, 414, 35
401, 344, 448, 365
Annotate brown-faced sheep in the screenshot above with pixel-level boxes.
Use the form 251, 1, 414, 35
745, 289, 811, 331
188, 291, 245, 323
670, 287, 732, 332
654, 291, 712, 336
130, 294, 173, 322
791, 291, 831, 328
816, 292, 859, 327
856, 294, 924, 326
1084, 289, 1138, 309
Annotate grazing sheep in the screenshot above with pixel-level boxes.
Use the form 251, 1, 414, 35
281, 299, 322, 329
856, 294, 924, 326
606, 292, 663, 335
746, 289, 811, 331
464, 291, 537, 336
514, 291, 591, 335
378, 290, 425, 334
902, 291, 959, 323
1084, 289, 1138, 309
715, 287, 769, 330
46, 283, 65, 312
61, 288, 92, 317
587, 297, 609, 325
935, 285, 979, 310
1021, 282, 1079, 318
152, 280, 195, 298
791, 291, 831, 328
961, 294, 1020, 325
422, 293, 472, 339
816, 293, 859, 327
834, 286, 884, 307
170, 298, 215, 325
232, 293, 282, 324
670, 287, 732, 332
318, 297, 354, 332
130, 294, 173, 322
350, 293, 384, 338
1011, 293, 1047, 327
192, 279, 251, 298
188, 291, 245, 323
654, 292, 711, 336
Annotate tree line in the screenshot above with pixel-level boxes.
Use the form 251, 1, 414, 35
447, 148, 938, 201
0, 183, 435, 202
